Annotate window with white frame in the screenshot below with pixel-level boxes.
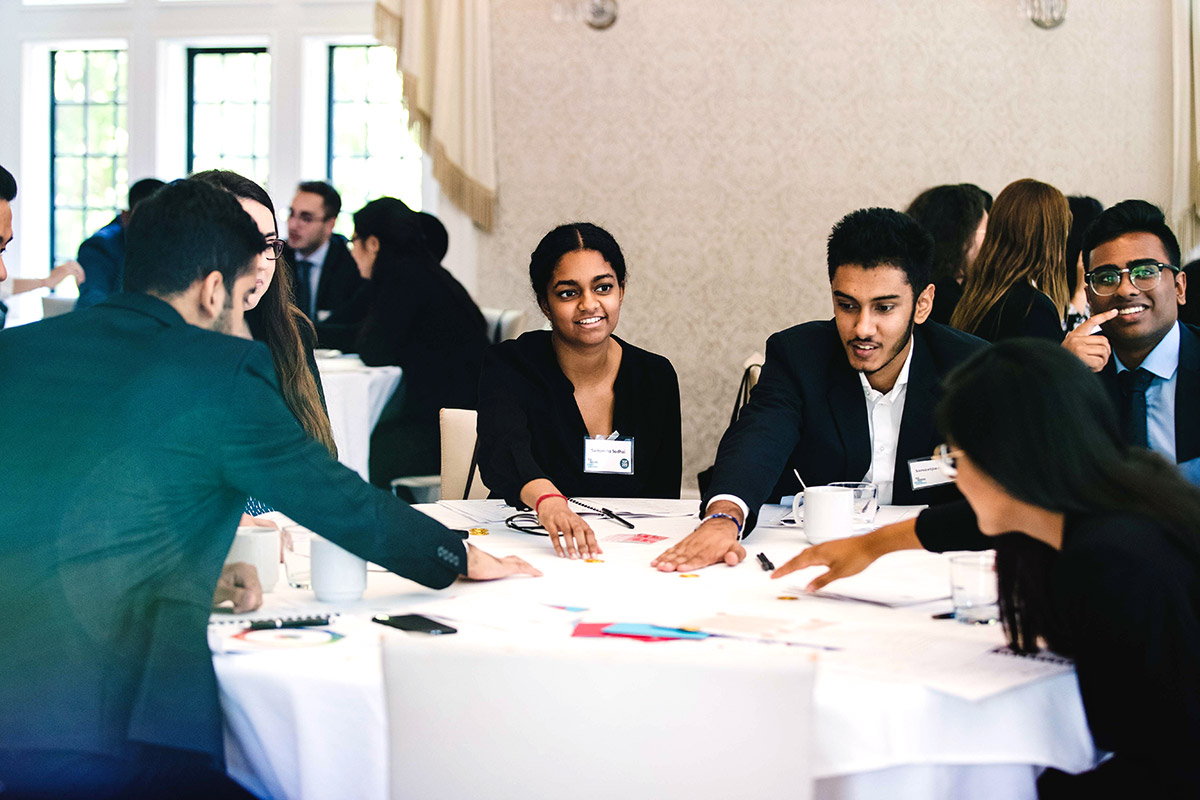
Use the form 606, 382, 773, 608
187, 47, 271, 186
50, 48, 128, 268
326, 44, 421, 234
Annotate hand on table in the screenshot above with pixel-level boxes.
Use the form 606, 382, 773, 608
770, 537, 880, 591
650, 516, 745, 572
464, 544, 543, 580
213, 562, 263, 613
537, 496, 600, 560
1062, 309, 1118, 372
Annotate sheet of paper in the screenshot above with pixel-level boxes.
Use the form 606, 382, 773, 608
571, 498, 698, 518
788, 550, 953, 607
435, 499, 514, 524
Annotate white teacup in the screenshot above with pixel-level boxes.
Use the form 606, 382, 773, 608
225, 526, 280, 593
794, 486, 854, 545
311, 536, 367, 603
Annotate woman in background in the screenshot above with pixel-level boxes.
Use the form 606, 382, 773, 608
319, 197, 488, 492
950, 178, 1071, 342
904, 183, 991, 325
776, 339, 1200, 797
1064, 195, 1104, 331
191, 170, 337, 517
476, 223, 682, 560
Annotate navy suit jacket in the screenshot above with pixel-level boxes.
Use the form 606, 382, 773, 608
703, 320, 987, 533
75, 215, 125, 310
1096, 321, 1200, 464
0, 293, 467, 765
285, 234, 365, 322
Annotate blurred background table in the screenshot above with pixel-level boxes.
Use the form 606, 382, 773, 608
315, 354, 401, 481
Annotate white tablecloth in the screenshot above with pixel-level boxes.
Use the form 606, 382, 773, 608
214, 505, 1096, 800
316, 358, 401, 481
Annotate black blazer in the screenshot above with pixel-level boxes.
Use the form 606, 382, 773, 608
284, 234, 365, 322
972, 282, 1064, 343
477, 331, 682, 505
703, 320, 987, 533
319, 259, 489, 421
1096, 321, 1200, 464
0, 293, 467, 765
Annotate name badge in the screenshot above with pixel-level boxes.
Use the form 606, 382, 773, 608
584, 437, 635, 475
908, 457, 954, 490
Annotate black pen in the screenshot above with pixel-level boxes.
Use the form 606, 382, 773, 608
930, 612, 955, 620
756, 552, 775, 571
602, 507, 636, 529
247, 616, 330, 630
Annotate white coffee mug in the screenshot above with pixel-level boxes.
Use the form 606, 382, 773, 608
798, 486, 854, 545
311, 535, 367, 603
225, 526, 280, 593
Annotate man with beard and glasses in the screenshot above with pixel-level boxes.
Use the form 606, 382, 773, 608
0, 178, 537, 799
652, 207, 987, 572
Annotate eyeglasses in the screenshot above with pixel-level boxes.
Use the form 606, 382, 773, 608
505, 513, 548, 535
932, 443, 962, 479
287, 209, 330, 225
264, 239, 285, 261
1086, 261, 1180, 296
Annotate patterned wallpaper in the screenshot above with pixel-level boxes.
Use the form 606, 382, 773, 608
478, 0, 1173, 489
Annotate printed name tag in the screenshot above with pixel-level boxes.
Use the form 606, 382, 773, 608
584, 437, 635, 475
908, 457, 954, 490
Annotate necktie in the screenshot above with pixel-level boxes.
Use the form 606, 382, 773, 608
296, 260, 315, 319
1118, 367, 1155, 449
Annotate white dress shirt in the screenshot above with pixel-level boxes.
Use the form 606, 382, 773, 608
708, 341, 915, 524
1113, 321, 1179, 463
297, 238, 331, 319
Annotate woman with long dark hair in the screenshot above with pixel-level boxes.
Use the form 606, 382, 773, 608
904, 183, 991, 325
318, 197, 488, 490
475, 223, 682, 560
776, 339, 1200, 796
951, 179, 1071, 342
190, 170, 337, 517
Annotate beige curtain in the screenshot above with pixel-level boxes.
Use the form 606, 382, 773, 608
1171, 0, 1200, 255
375, 0, 497, 232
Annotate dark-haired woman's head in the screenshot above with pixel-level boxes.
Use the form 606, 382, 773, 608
935, 338, 1200, 651
1065, 196, 1104, 298
189, 170, 281, 312
529, 223, 627, 346
350, 197, 429, 282
904, 184, 991, 285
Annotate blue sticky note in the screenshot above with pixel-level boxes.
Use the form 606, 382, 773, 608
601, 623, 710, 640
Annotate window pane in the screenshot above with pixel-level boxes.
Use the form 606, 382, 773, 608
51, 49, 128, 271
188, 49, 270, 183
327, 44, 420, 232
55, 106, 87, 156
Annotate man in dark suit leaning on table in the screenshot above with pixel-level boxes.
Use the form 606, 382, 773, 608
0, 178, 538, 799
652, 207, 987, 572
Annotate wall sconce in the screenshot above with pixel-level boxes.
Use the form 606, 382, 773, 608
1023, 0, 1067, 29
551, 0, 617, 29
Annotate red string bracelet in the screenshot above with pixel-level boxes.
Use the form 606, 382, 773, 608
535, 493, 567, 513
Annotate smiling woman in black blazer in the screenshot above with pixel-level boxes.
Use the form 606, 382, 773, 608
477, 223, 682, 560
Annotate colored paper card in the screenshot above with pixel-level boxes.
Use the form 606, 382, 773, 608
603, 533, 668, 544
601, 623, 710, 640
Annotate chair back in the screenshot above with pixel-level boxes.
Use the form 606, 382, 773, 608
382, 633, 815, 800
481, 307, 527, 344
41, 296, 76, 319
439, 408, 489, 500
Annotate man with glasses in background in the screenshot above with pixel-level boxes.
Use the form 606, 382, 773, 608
1063, 199, 1199, 469
282, 180, 363, 324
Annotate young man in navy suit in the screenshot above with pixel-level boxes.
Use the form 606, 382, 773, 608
1063, 200, 1199, 469
653, 207, 986, 573
283, 181, 364, 323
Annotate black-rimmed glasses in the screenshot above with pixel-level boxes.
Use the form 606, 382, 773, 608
1086, 261, 1179, 296
264, 239, 285, 261
505, 513, 548, 535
